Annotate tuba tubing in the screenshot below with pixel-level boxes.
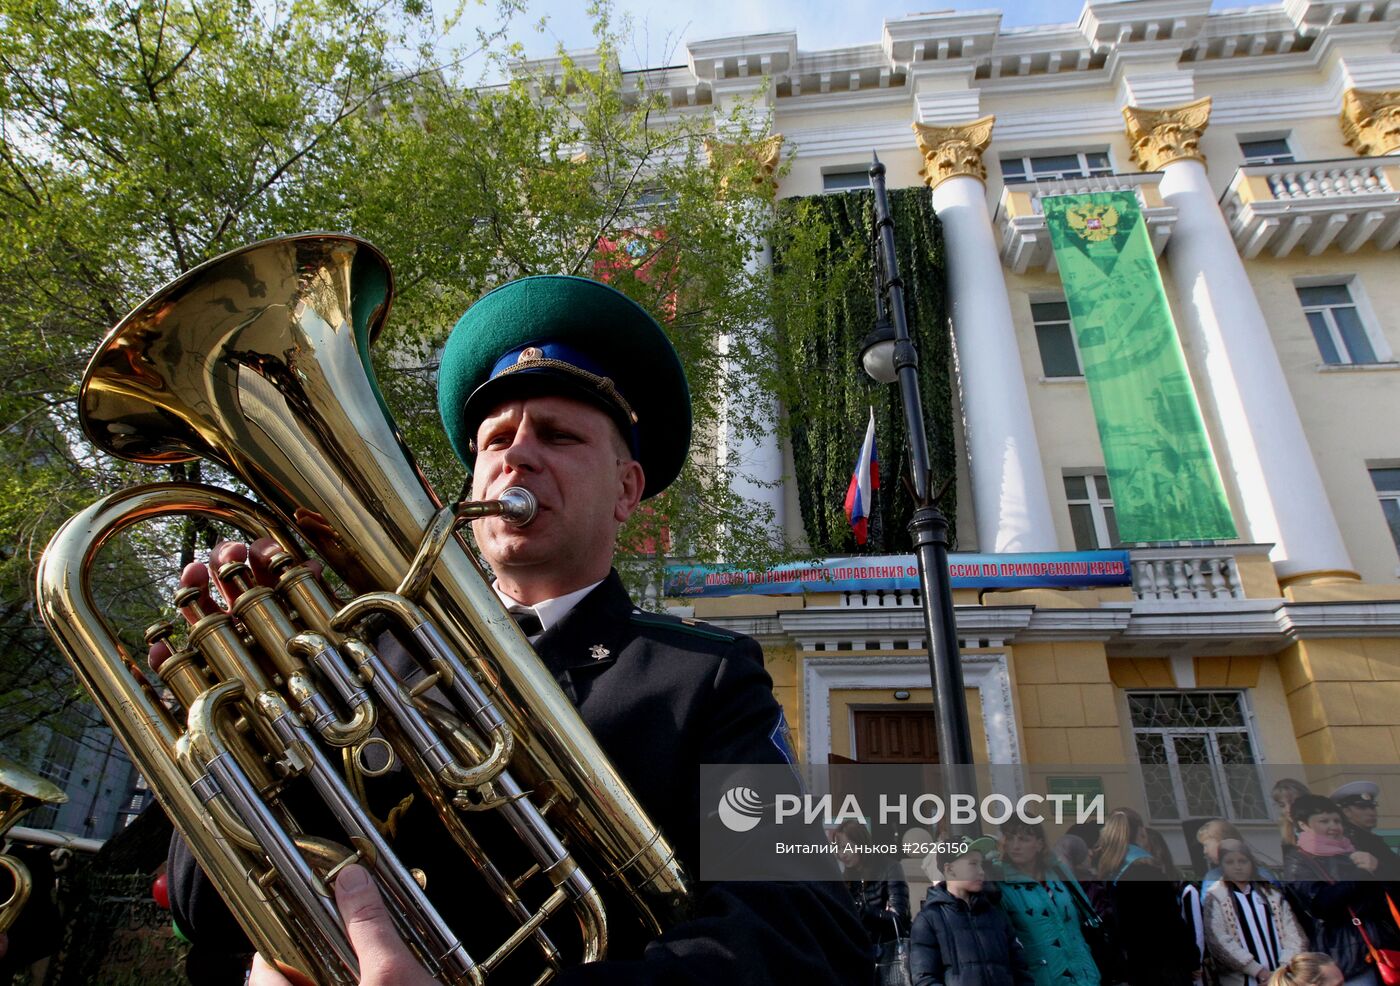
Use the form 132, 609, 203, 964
0, 757, 67, 936
35, 234, 690, 984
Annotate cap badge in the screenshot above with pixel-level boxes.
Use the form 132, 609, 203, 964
589, 644, 611, 661
518, 347, 544, 364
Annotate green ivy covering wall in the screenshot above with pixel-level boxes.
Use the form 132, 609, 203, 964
771, 187, 955, 556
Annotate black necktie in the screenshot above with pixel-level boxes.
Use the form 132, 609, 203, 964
508, 605, 542, 637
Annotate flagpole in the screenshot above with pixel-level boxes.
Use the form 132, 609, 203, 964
865, 153, 977, 818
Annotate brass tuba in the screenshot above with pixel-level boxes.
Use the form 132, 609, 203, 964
0, 757, 66, 935
35, 234, 689, 985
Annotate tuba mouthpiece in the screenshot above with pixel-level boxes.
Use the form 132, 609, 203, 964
497, 487, 538, 526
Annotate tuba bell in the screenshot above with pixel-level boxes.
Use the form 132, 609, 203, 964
0, 756, 66, 935
34, 233, 690, 984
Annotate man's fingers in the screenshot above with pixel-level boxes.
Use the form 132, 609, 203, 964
249, 538, 281, 585
177, 561, 218, 624
250, 954, 292, 986
210, 540, 250, 604
333, 865, 411, 974
250, 537, 334, 595
293, 508, 335, 538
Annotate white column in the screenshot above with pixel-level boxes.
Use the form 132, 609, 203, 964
1157, 157, 1354, 579
711, 136, 786, 551
914, 117, 1058, 554
719, 231, 785, 542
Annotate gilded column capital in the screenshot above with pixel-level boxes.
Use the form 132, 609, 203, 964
911, 116, 995, 190
704, 133, 784, 193
1123, 96, 1212, 171
1341, 88, 1400, 156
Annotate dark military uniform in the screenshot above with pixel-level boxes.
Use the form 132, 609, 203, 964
169, 570, 872, 985
1344, 823, 1400, 882
1332, 781, 1400, 882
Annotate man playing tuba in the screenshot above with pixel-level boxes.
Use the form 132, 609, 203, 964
164, 275, 872, 985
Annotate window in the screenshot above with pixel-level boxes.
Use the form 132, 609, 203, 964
823, 170, 870, 192
1000, 151, 1113, 183
1371, 467, 1400, 557
1128, 691, 1269, 822
1065, 473, 1119, 550
1296, 282, 1381, 365
1238, 136, 1294, 165
25, 733, 78, 829
634, 186, 673, 207
38, 733, 77, 788
1032, 300, 1081, 377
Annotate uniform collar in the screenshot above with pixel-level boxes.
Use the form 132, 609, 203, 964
534, 570, 635, 671
493, 577, 605, 643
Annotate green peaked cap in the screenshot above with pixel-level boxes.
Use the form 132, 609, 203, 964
437, 275, 691, 499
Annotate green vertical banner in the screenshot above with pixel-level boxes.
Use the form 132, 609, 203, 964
1043, 191, 1236, 542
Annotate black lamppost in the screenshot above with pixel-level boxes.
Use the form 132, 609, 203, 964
859, 153, 977, 784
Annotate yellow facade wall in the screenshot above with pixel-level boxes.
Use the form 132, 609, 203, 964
766, 641, 802, 762
1279, 637, 1400, 764
1011, 641, 1127, 766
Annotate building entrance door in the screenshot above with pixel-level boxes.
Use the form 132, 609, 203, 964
853, 709, 939, 763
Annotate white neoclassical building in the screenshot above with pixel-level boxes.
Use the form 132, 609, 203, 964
548, 0, 1400, 867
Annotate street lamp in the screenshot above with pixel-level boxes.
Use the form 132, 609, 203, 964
858, 318, 896, 385
861, 153, 977, 785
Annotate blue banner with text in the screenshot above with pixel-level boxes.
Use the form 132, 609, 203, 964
664, 551, 1132, 598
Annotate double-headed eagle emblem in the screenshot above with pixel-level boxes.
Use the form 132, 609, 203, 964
1065, 202, 1120, 242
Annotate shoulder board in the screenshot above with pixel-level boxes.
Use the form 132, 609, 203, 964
628, 610, 738, 642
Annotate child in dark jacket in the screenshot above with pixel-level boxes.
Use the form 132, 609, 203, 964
911, 837, 1035, 986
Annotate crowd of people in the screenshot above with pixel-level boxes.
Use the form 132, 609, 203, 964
836, 780, 1400, 986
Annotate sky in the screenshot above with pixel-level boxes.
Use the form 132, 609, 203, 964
446, 0, 1272, 73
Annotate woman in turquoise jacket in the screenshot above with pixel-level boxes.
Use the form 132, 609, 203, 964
995, 818, 1102, 986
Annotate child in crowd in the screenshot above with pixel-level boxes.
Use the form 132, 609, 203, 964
1266, 952, 1345, 986
1198, 819, 1247, 891
1093, 808, 1199, 986
1204, 840, 1307, 986
910, 837, 1034, 986
1051, 833, 1093, 882
1272, 779, 1312, 866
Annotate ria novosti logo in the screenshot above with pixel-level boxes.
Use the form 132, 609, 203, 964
715, 785, 1106, 831
717, 787, 765, 832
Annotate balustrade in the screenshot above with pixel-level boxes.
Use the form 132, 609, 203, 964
1131, 552, 1243, 601
1224, 158, 1400, 257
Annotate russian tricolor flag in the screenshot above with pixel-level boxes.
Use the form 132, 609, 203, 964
843, 408, 880, 546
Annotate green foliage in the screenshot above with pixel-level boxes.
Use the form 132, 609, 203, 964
338, 39, 789, 584
0, 0, 468, 744
770, 187, 956, 556
0, 0, 787, 745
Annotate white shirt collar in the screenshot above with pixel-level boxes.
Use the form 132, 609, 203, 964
493, 578, 605, 643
